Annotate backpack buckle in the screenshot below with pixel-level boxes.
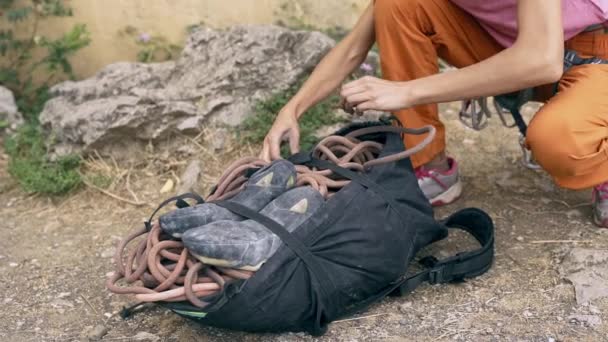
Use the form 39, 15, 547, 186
428, 267, 445, 285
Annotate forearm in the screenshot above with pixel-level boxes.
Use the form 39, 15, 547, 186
289, 4, 375, 118
408, 45, 563, 106
409, 0, 564, 106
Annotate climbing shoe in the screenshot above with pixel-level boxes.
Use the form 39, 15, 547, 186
415, 157, 462, 206
182, 186, 324, 271
593, 181, 608, 228
159, 160, 297, 238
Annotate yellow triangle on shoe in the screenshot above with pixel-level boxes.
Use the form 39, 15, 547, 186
290, 199, 308, 214
286, 176, 295, 188
255, 172, 274, 187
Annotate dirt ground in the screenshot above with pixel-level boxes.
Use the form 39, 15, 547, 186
1, 102, 607, 342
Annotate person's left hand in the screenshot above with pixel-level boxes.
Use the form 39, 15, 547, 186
340, 76, 415, 113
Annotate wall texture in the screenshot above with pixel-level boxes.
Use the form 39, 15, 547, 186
15, 0, 368, 78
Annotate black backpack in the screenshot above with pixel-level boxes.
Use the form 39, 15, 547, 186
150, 121, 494, 336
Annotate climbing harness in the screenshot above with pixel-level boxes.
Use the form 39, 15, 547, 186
459, 48, 608, 170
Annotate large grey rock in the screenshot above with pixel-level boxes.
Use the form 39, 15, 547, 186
39, 25, 335, 155
559, 248, 608, 305
0, 86, 24, 132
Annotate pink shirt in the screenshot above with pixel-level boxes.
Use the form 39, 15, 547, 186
450, 0, 608, 47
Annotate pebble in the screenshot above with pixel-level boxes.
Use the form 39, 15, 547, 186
523, 310, 533, 318
548, 338, 556, 342
516, 236, 524, 242
58, 292, 71, 299
86, 324, 108, 341
399, 302, 412, 313
8, 262, 18, 268
399, 319, 408, 326
568, 314, 602, 328
100, 247, 115, 259
212, 128, 229, 151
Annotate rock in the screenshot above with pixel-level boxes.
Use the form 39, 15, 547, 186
133, 331, 161, 341
176, 160, 201, 195
86, 324, 108, 341
160, 179, 174, 194
568, 314, 602, 328
0, 86, 24, 132
39, 26, 335, 156
559, 248, 608, 304
211, 127, 229, 152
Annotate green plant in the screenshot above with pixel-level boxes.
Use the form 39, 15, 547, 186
120, 26, 182, 63
0, 0, 90, 123
1, 0, 89, 194
5, 124, 81, 194
240, 79, 347, 157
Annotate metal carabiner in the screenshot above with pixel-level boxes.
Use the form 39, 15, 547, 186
459, 97, 491, 131
519, 134, 542, 170
492, 98, 518, 129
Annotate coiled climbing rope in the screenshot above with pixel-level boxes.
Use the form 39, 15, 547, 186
107, 125, 436, 308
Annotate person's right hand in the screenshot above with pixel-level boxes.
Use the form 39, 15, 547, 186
260, 107, 301, 162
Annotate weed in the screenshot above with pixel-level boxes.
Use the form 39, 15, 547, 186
5, 124, 81, 194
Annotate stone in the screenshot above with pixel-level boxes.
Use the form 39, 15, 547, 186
176, 160, 201, 195
39, 25, 335, 156
559, 248, 608, 304
100, 247, 115, 259
0, 86, 24, 132
86, 324, 108, 341
211, 127, 229, 152
568, 314, 602, 328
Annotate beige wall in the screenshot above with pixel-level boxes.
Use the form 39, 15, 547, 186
15, 0, 369, 79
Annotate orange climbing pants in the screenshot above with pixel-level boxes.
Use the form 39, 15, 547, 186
374, 0, 608, 189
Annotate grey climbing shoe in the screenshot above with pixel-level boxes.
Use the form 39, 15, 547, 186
159, 160, 297, 238
182, 186, 324, 271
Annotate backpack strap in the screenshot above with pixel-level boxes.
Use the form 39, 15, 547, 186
391, 208, 494, 296
334, 207, 494, 320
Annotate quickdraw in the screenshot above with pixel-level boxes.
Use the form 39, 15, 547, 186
459, 49, 608, 170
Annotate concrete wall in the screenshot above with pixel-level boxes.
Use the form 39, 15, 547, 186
11, 0, 369, 79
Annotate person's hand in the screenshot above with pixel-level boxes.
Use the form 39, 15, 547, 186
260, 108, 300, 162
341, 76, 415, 113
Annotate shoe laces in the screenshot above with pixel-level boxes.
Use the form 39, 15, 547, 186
415, 167, 447, 189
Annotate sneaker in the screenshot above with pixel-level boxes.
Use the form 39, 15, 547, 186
159, 159, 297, 238
592, 181, 608, 228
182, 186, 324, 271
415, 157, 462, 206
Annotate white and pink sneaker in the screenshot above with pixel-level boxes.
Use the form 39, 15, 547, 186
415, 157, 463, 206
592, 181, 608, 228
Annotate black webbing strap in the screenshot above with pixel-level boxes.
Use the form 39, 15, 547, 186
144, 193, 205, 231
392, 207, 494, 296
336, 208, 494, 320
214, 200, 335, 335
